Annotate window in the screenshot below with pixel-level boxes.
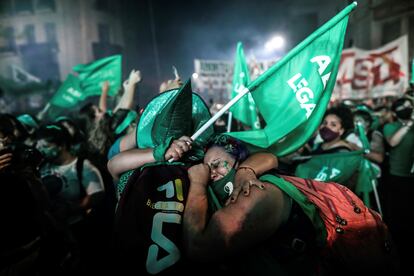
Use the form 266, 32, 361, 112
44, 23, 56, 42
381, 19, 401, 45
0, 0, 13, 16
15, 0, 34, 14
0, 26, 16, 52
94, 0, 110, 12
24, 24, 36, 44
36, 0, 55, 11
98, 24, 110, 43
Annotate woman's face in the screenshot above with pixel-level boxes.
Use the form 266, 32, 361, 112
321, 114, 344, 136
204, 146, 236, 182
0, 131, 11, 151
354, 115, 370, 132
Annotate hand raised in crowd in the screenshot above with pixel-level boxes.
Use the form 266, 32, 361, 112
123, 69, 141, 91
102, 80, 110, 93
187, 163, 210, 188
128, 69, 142, 85
225, 167, 265, 206
0, 152, 12, 172
164, 136, 192, 161
165, 78, 183, 91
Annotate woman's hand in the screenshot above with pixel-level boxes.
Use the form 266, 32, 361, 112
188, 163, 210, 188
164, 136, 192, 161
225, 167, 264, 206
0, 152, 12, 172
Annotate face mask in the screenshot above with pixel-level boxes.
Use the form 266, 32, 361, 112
319, 126, 340, 142
396, 108, 413, 120
38, 147, 59, 160
209, 168, 236, 206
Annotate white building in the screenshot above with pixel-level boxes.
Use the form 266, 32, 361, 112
0, 0, 124, 83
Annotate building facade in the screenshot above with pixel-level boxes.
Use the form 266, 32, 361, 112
350, 0, 414, 61
0, 0, 124, 83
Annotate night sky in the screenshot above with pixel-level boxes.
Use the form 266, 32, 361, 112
120, 0, 341, 105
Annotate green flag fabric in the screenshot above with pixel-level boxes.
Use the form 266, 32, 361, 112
355, 122, 371, 153
137, 81, 214, 162
411, 58, 414, 84
229, 42, 261, 130
152, 79, 193, 146
294, 150, 375, 207
73, 54, 121, 98
50, 74, 83, 108
228, 2, 356, 156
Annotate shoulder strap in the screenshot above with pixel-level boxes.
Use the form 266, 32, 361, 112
76, 157, 85, 197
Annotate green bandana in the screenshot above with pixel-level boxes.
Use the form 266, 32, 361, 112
209, 168, 236, 206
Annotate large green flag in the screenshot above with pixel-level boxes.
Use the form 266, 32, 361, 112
50, 74, 82, 108
73, 54, 121, 97
228, 2, 356, 156
294, 150, 376, 207
229, 42, 261, 130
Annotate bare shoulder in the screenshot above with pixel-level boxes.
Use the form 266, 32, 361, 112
223, 181, 291, 227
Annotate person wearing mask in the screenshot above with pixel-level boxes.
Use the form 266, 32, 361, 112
382, 97, 414, 270
311, 105, 354, 154
36, 123, 105, 274
183, 135, 399, 275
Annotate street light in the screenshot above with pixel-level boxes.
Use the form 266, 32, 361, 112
265, 35, 285, 52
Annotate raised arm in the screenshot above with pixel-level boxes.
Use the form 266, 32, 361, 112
114, 69, 141, 113
107, 135, 192, 180
99, 81, 109, 113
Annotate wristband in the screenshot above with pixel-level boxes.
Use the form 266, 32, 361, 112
153, 137, 174, 161
237, 166, 257, 176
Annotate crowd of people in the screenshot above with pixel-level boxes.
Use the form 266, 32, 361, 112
1, 70, 413, 275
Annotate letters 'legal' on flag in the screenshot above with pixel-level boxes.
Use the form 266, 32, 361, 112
229, 42, 261, 130
73, 54, 121, 98
50, 74, 82, 108
228, 2, 357, 157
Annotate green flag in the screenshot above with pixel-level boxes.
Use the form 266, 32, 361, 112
73, 54, 121, 97
294, 150, 375, 207
229, 42, 261, 130
50, 74, 82, 108
355, 122, 371, 152
411, 58, 414, 84
152, 79, 193, 146
295, 151, 363, 184
228, 2, 356, 156
137, 81, 214, 162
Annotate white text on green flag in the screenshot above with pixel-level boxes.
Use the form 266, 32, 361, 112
227, 2, 357, 157
50, 74, 82, 108
73, 54, 122, 98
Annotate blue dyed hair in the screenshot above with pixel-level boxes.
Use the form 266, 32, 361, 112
207, 134, 249, 163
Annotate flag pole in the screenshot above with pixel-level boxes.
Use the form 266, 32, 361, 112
191, 87, 250, 141
168, 88, 249, 162
36, 103, 51, 121
227, 111, 233, 132
371, 178, 383, 216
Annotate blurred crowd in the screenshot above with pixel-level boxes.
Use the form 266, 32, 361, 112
1, 69, 413, 275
